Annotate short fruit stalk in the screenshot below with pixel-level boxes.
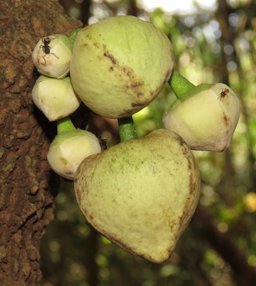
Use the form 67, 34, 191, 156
69, 28, 82, 49
163, 70, 241, 151
32, 75, 80, 121
118, 116, 137, 142
32, 34, 72, 78
47, 118, 101, 180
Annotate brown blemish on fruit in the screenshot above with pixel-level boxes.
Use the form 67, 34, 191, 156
176, 135, 187, 150
103, 50, 118, 65
93, 42, 100, 48
187, 155, 198, 195
86, 212, 94, 222
129, 81, 143, 89
85, 33, 92, 40
223, 114, 231, 138
102, 47, 145, 98
88, 39, 170, 105
120, 66, 144, 96
176, 135, 199, 196
60, 157, 68, 166
131, 102, 144, 108
91, 44, 171, 116
189, 172, 197, 194
223, 114, 230, 126
179, 202, 195, 233
117, 109, 131, 118
178, 159, 200, 232
117, 102, 145, 117
219, 145, 227, 152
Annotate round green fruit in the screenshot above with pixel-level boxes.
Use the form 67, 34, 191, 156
70, 16, 174, 118
74, 129, 200, 263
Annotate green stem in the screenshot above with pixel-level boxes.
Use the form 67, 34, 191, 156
169, 70, 195, 100
118, 117, 137, 142
69, 28, 82, 49
57, 117, 76, 134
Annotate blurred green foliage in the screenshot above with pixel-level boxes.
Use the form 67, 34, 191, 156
41, 0, 256, 285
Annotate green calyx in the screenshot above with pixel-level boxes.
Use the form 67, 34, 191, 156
48, 117, 102, 180
118, 116, 137, 142
57, 117, 76, 134
169, 70, 211, 101
183, 83, 212, 99
57, 34, 73, 50
69, 28, 82, 50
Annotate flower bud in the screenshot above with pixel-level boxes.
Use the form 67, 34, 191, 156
32, 76, 80, 121
47, 129, 101, 180
163, 83, 241, 151
32, 34, 72, 78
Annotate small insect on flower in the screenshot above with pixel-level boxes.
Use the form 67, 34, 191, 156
41, 37, 51, 54
219, 88, 229, 99
40, 37, 59, 64
32, 34, 72, 78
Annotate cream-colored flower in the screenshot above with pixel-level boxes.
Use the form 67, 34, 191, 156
163, 83, 241, 151
32, 34, 72, 79
32, 76, 80, 121
47, 129, 101, 180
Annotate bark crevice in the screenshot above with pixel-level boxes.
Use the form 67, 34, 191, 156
0, 0, 81, 285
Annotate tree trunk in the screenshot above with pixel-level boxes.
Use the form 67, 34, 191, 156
0, 1, 80, 285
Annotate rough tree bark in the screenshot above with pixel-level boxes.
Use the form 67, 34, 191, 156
0, 1, 80, 285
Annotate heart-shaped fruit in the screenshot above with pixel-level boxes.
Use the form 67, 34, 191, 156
74, 129, 200, 263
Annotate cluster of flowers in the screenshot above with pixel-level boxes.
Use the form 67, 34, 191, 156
32, 32, 101, 180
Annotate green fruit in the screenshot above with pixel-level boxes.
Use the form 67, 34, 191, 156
74, 129, 200, 263
70, 16, 174, 118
